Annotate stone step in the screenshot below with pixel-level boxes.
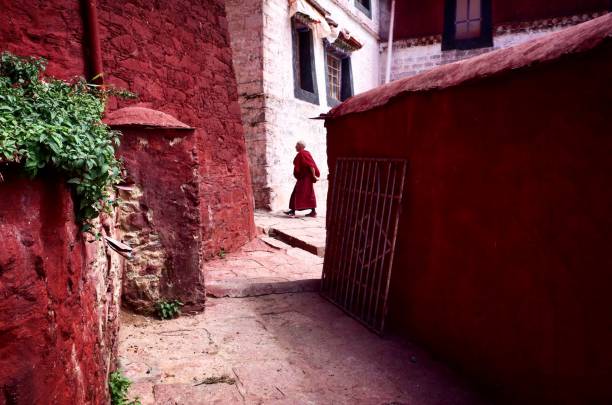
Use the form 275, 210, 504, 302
204, 235, 323, 299
259, 235, 293, 250
255, 211, 327, 258
268, 228, 325, 258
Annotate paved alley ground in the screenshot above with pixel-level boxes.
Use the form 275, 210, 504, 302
119, 212, 487, 404
119, 293, 486, 405
205, 238, 322, 297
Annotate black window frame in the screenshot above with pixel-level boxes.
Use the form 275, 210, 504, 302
323, 44, 354, 107
442, 0, 493, 51
354, 0, 372, 19
292, 18, 319, 105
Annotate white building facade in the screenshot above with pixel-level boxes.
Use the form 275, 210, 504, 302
226, 0, 381, 213
379, 1, 609, 82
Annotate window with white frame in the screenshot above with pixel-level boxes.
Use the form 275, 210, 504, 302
326, 53, 342, 101
324, 44, 353, 107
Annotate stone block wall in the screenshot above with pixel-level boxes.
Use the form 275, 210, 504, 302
117, 127, 205, 314
0, 169, 123, 404
227, 0, 382, 212
381, 12, 608, 82
225, 0, 269, 208
99, 0, 256, 256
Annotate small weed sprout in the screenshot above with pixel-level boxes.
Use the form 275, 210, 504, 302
109, 370, 141, 405
155, 299, 183, 320
218, 248, 227, 259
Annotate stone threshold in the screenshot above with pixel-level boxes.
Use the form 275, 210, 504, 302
204, 236, 323, 298
255, 210, 327, 258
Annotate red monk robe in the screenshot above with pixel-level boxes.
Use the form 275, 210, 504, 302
289, 149, 320, 211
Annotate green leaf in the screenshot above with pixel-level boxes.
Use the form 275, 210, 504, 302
0, 51, 130, 222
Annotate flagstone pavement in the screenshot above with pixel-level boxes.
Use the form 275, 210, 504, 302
118, 211, 489, 404
119, 293, 488, 405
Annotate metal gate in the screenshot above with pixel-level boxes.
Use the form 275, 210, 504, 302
322, 158, 407, 333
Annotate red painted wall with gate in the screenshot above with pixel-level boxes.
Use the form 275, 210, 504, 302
326, 28, 612, 404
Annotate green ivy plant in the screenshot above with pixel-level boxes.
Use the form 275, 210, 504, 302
155, 299, 184, 320
108, 371, 141, 405
0, 51, 133, 222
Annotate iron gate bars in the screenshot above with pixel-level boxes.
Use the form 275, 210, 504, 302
322, 158, 407, 334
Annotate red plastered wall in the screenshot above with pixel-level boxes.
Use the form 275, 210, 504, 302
326, 43, 612, 404
0, 170, 112, 404
0, 0, 256, 400
0, 0, 256, 258
0, 0, 84, 77
98, 0, 256, 257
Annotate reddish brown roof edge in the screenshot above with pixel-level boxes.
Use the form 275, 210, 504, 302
103, 106, 194, 129
327, 14, 612, 120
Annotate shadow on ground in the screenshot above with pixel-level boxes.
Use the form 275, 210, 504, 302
119, 293, 490, 404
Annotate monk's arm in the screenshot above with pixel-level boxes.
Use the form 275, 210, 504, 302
310, 166, 319, 181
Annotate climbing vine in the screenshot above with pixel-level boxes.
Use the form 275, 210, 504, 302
0, 52, 133, 221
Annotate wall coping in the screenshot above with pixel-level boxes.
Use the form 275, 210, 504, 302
104, 106, 195, 130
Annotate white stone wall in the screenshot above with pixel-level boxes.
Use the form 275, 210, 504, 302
226, 0, 381, 213
225, 0, 269, 208
380, 12, 606, 83
262, 0, 381, 213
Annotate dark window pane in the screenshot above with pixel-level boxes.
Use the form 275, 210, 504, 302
356, 0, 371, 11
455, 0, 481, 40
456, 0, 468, 20
456, 22, 468, 38
467, 21, 481, 37
355, 0, 372, 18
298, 29, 314, 92
340, 58, 353, 101
469, 0, 481, 19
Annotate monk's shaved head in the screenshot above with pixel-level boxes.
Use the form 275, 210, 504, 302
297, 140, 306, 148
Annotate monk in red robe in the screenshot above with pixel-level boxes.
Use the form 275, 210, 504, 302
286, 140, 320, 217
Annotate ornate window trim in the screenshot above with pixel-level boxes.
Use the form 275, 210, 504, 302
292, 18, 320, 105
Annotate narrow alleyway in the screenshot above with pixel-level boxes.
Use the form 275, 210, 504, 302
205, 211, 326, 297
119, 293, 485, 404
119, 212, 487, 404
